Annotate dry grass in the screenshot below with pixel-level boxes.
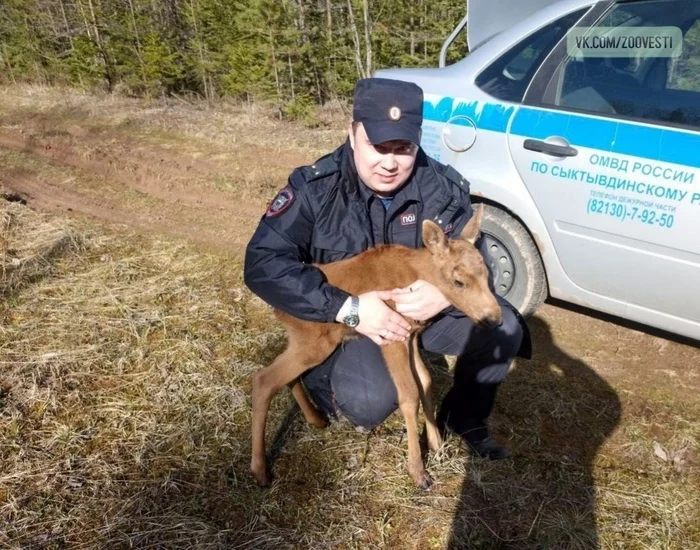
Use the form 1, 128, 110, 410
0, 202, 79, 297
0, 87, 699, 549
0, 203, 295, 548
2, 200, 698, 550
0, 84, 348, 162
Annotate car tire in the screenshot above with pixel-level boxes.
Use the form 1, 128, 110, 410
477, 203, 547, 318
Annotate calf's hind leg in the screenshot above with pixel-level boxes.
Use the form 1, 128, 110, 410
251, 335, 339, 486
410, 335, 443, 453
382, 342, 432, 490
288, 377, 328, 429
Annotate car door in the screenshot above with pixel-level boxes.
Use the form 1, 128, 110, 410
507, 0, 700, 323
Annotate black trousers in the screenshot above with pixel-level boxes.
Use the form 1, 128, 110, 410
300, 297, 527, 442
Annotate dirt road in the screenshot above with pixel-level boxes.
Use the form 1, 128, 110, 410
0, 124, 269, 252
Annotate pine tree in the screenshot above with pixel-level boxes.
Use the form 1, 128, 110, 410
0, 0, 470, 105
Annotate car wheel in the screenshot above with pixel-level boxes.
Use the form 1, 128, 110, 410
477, 203, 547, 317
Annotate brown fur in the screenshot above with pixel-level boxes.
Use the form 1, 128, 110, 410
250, 205, 501, 488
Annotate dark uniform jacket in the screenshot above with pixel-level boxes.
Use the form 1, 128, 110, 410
243, 139, 494, 324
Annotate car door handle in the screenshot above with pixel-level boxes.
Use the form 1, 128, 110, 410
523, 139, 578, 157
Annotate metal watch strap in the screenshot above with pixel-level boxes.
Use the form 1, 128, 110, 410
349, 296, 359, 316
342, 296, 360, 328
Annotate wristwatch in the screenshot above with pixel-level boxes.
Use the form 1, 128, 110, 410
342, 296, 360, 328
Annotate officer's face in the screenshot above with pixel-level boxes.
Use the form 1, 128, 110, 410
349, 123, 419, 197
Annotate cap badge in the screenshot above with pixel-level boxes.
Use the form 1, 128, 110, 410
388, 106, 402, 121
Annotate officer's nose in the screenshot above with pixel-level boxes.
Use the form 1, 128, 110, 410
381, 154, 398, 171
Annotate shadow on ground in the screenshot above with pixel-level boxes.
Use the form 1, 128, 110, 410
446, 315, 622, 549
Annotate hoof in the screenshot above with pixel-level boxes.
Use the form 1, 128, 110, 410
251, 464, 270, 487
310, 417, 330, 429
417, 474, 433, 491
409, 466, 433, 491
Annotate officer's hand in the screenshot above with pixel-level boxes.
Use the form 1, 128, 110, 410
356, 291, 412, 346
392, 280, 451, 322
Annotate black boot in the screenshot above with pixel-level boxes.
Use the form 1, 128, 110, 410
437, 406, 509, 461
466, 435, 510, 460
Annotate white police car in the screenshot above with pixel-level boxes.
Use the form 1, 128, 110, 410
377, 0, 700, 341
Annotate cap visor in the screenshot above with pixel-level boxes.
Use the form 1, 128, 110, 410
363, 120, 421, 146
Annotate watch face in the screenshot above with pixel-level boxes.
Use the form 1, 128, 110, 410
344, 315, 360, 328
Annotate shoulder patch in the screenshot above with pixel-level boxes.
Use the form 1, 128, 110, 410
265, 186, 295, 218
303, 155, 340, 181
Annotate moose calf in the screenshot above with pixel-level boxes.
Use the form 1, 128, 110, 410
250, 205, 501, 489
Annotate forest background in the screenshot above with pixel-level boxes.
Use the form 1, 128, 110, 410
0, 0, 469, 119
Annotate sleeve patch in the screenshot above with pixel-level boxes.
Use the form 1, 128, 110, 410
265, 186, 295, 218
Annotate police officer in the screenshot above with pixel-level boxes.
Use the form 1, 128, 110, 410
244, 78, 530, 460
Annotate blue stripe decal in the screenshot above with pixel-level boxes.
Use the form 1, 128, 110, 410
660, 130, 700, 168
423, 97, 515, 133
509, 107, 568, 138
611, 122, 661, 160
423, 97, 700, 169
565, 115, 618, 152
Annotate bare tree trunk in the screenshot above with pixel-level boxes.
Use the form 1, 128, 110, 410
86, 0, 113, 90
325, 0, 332, 43
293, 0, 305, 101
269, 27, 282, 119
86, 0, 101, 44
58, 0, 74, 49
325, 0, 333, 100
288, 54, 295, 100
127, 0, 144, 69
75, 0, 93, 39
189, 0, 210, 100
410, 15, 415, 57
296, 0, 306, 44
362, 0, 372, 77
423, 0, 428, 57
314, 67, 322, 104
347, 0, 365, 79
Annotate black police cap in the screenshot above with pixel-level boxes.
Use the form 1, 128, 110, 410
352, 78, 424, 146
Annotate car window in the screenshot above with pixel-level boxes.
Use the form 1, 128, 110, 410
667, 20, 700, 92
546, 0, 700, 128
475, 9, 587, 103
